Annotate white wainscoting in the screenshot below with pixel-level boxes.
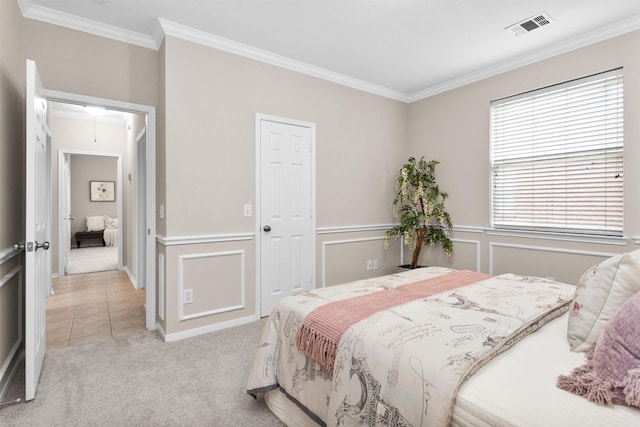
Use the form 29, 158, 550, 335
177, 250, 246, 321
157, 233, 254, 246
0, 246, 23, 402
451, 238, 482, 272
321, 236, 390, 288
488, 242, 617, 276
318, 227, 483, 287
158, 252, 165, 321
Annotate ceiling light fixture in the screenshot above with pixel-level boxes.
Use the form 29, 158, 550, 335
85, 106, 107, 116
506, 12, 554, 36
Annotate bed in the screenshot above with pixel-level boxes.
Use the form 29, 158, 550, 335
82, 215, 118, 247
247, 263, 640, 426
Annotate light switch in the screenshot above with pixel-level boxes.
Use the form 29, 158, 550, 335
159, 204, 165, 219
243, 204, 252, 217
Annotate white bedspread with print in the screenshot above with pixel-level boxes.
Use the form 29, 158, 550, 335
247, 267, 575, 426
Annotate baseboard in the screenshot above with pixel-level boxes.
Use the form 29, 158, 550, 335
161, 314, 260, 342
123, 266, 139, 289
155, 323, 166, 341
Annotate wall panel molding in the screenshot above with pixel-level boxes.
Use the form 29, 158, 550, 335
157, 233, 254, 246
317, 224, 394, 235
452, 238, 481, 272
488, 242, 617, 275
321, 236, 390, 287
0, 266, 23, 401
177, 250, 245, 321
0, 246, 21, 265
158, 253, 165, 321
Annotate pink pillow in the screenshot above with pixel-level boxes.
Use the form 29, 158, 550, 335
558, 291, 640, 407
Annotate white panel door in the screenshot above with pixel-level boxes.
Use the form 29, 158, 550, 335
25, 59, 51, 401
259, 118, 314, 316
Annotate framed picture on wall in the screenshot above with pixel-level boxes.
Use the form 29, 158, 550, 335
90, 181, 115, 202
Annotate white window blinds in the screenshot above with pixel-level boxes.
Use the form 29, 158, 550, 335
491, 69, 623, 236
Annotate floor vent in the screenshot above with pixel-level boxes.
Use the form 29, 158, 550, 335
506, 12, 554, 36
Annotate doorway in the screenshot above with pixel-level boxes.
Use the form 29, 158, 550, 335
45, 90, 157, 331
58, 151, 122, 276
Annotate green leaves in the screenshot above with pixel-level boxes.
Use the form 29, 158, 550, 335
385, 156, 453, 268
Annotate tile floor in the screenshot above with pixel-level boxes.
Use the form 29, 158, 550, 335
46, 270, 146, 349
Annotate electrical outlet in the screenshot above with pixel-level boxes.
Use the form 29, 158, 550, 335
183, 288, 193, 304
373, 259, 380, 270
367, 260, 373, 270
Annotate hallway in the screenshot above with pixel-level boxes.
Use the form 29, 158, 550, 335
46, 270, 146, 349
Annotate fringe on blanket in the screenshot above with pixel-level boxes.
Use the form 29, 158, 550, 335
557, 345, 635, 407
296, 323, 339, 374
622, 368, 640, 407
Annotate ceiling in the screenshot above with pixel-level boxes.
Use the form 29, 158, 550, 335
19, 0, 640, 102
50, 101, 131, 125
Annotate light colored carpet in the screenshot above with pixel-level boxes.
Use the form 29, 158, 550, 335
0, 319, 284, 426
68, 246, 118, 275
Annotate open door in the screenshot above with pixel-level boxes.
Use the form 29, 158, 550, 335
58, 152, 72, 276
25, 59, 52, 401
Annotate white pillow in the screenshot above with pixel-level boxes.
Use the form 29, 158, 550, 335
567, 253, 640, 352
86, 215, 105, 231
104, 216, 118, 229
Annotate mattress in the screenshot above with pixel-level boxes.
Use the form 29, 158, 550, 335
265, 312, 640, 426
451, 311, 640, 426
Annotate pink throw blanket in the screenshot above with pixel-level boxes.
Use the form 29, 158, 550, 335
296, 270, 489, 374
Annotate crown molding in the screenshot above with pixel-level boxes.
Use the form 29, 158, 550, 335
408, 13, 640, 102
19, 1, 157, 50
158, 18, 410, 103
17, 1, 640, 104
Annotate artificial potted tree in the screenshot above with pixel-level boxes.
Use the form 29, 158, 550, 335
384, 156, 453, 269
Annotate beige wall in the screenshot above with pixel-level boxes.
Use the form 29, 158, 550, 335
160, 36, 408, 335
407, 30, 640, 283
69, 155, 118, 237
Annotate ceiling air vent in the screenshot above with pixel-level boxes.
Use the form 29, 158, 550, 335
506, 12, 554, 36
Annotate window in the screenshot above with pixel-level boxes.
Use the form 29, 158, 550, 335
491, 69, 623, 236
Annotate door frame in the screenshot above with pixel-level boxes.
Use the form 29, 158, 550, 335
46, 89, 157, 330
58, 153, 71, 278
57, 150, 123, 276
254, 113, 317, 317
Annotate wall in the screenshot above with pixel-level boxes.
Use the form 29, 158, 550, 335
69, 155, 118, 238
407, 29, 640, 284
0, 0, 26, 402
160, 35, 408, 337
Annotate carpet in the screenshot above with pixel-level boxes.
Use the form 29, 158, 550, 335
68, 246, 118, 275
0, 319, 285, 426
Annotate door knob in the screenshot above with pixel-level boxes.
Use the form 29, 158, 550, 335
35, 241, 50, 251
12, 242, 24, 252
263, 225, 271, 232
